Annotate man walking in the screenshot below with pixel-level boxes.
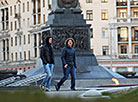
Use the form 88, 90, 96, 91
55, 38, 77, 91
40, 36, 54, 91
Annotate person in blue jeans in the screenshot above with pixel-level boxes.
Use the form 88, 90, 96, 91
55, 38, 77, 91
40, 36, 54, 91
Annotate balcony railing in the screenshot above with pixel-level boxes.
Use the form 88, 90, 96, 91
130, 1, 138, 5
117, 18, 128, 23
131, 17, 138, 22
118, 37, 128, 42
118, 54, 129, 59
117, 2, 127, 6
132, 54, 138, 59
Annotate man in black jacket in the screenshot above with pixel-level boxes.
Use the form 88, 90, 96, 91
40, 36, 54, 91
55, 38, 77, 91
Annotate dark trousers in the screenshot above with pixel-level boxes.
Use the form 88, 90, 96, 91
57, 65, 76, 89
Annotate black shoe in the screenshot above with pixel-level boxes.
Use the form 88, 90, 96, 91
40, 84, 45, 91
55, 84, 60, 91
71, 88, 76, 91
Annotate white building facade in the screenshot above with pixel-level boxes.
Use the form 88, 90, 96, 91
0, 0, 138, 75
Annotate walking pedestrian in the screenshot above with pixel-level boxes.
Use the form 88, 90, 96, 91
55, 38, 77, 91
40, 36, 54, 91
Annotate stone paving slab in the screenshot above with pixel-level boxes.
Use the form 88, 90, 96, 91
45, 86, 138, 99
52, 79, 138, 89
45, 90, 86, 98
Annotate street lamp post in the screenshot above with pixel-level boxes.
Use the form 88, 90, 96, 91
110, 24, 113, 71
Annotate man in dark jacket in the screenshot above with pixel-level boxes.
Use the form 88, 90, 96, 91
40, 36, 54, 91
55, 38, 77, 91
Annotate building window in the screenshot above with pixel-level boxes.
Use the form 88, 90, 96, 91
39, 33, 41, 46
118, 0, 127, 2
27, 18, 30, 27
27, 2, 29, 12
133, 9, 138, 17
34, 34, 37, 46
119, 9, 127, 18
20, 52, 22, 59
2, 22, 4, 30
19, 36, 22, 45
117, 67, 127, 72
28, 51, 30, 60
132, 0, 138, 5
135, 45, 138, 53
86, 0, 92, 3
28, 34, 30, 44
134, 27, 138, 40
120, 45, 127, 54
101, 10, 108, 20
102, 27, 108, 38
11, 22, 13, 31
38, 0, 41, 12
43, 14, 45, 24
7, 52, 9, 61
86, 10, 93, 21
3, 52, 6, 61
34, 15, 36, 25
43, 0, 45, 7
23, 19, 25, 28
15, 52, 18, 61
10, 6, 12, 16
90, 28, 93, 38
14, 5, 16, 14
15, 36, 17, 46
24, 35, 26, 45
11, 37, 13, 46
23, 3, 25, 12
24, 51, 26, 60
11, 53, 13, 61
33, 0, 36, 13
38, 14, 41, 24
48, 0, 52, 9
102, 46, 109, 55
101, 0, 108, 3
35, 48, 37, 57
15, 21, 17, 30
118, 27, 128, 41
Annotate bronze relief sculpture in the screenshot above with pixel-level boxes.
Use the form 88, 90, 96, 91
58, 0, 78, 8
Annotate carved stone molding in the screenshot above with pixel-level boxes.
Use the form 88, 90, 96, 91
53, 27, 89, 51
58, 0, 78, 8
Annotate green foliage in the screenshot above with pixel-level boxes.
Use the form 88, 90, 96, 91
0, 88, 138, 102
0, 88, 86, 102
96, 88, 138, 102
